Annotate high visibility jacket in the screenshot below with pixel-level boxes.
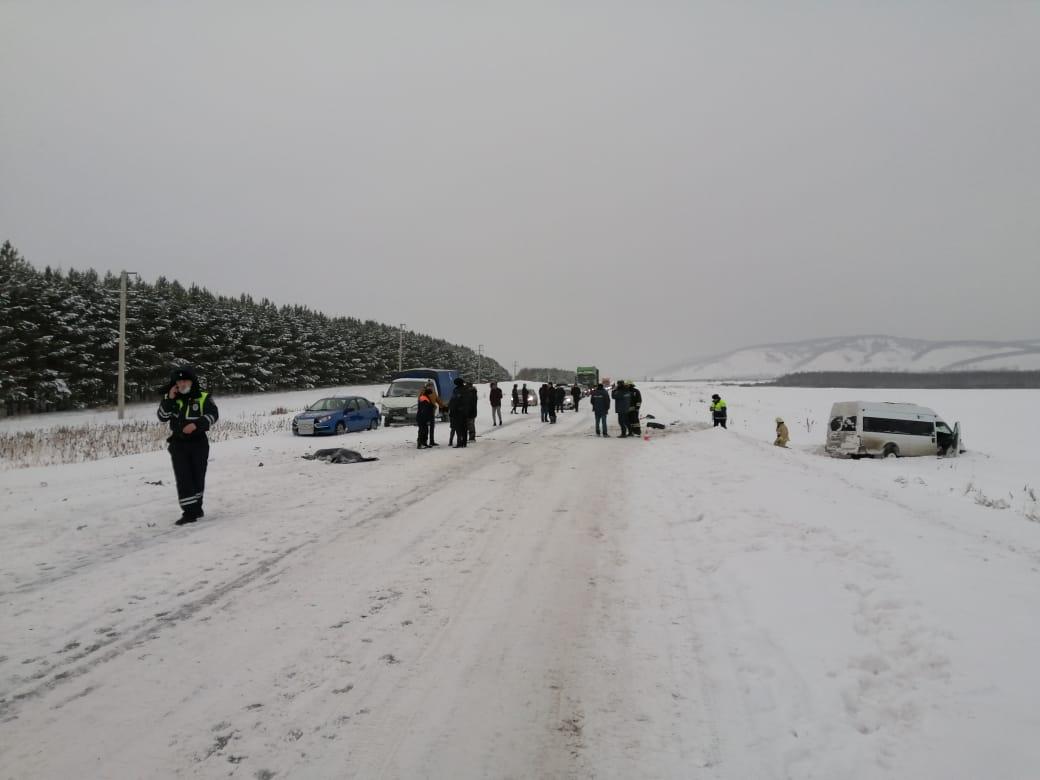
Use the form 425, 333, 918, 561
710, 399, 727, 419
158, 390, 218, 440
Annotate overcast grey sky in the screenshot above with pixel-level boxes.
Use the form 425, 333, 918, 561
2, 2, 1037, 378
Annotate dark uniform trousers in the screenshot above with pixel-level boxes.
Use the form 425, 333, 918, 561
169, 438, 210, 517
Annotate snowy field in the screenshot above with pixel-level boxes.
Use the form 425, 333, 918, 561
2, 381, 1039, 779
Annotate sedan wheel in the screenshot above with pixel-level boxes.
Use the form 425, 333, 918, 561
335, 421, 346, 435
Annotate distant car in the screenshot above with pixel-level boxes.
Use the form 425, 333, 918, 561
292, 396, 381, 436
560, 394, 575, 410
513, 388, 538, 407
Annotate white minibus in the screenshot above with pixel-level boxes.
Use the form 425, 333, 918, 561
825, 401, 963, 459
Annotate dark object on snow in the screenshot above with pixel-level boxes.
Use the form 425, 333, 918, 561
302, 448, 379, 464
647, 421, 666, 430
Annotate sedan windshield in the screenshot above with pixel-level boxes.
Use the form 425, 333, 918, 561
306, 398, 346, 412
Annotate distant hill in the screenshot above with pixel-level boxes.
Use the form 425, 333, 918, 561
654, 335, 1040, 381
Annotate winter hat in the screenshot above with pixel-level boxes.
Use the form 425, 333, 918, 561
454, 377, 464, 386
776, 417, 784, 423
711, 394, 720, 400
170, 366, 197, 383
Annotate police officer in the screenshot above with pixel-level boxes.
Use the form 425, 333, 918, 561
158, 366, 218, 525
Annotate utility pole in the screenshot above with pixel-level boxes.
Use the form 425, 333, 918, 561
512, 360, 518, 380
477, 344, 484, 383
398, 323, 407, 371
117, 270, 138, 419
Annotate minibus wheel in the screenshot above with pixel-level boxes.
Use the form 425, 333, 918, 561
882, 444, 899, 458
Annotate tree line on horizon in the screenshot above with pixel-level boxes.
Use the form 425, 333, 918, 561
0, 240, 510, 415
770, 370, 1040, 389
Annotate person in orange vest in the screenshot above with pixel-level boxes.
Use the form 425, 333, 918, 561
416, 387, 436, 449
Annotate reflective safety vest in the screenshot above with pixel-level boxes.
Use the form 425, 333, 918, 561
176, 391, 210, 420
711, 399, 727, 416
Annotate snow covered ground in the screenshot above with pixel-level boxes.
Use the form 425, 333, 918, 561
2, 382, 1039, 778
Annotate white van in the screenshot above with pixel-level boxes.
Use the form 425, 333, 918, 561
825, 401, 963, 459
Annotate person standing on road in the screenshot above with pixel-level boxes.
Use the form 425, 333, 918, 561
571, 383, 582, 412
590, 382, 611, 437
448, 378, 469, 447
489, 381, 503, 426
627, 381, 642, 438
466, 381, 479, 441
416, 388, 435, 448
511, 384, 519, 414
539, 384, 549, 422
423, 380, 446, 446
157, 366, 218, 525
612, 380, 631, 437
710, 393, 728, 429
521, 384, 530, 414
554, 383, 566, 414
545, 383, 557, 423
774, 417, 790, 447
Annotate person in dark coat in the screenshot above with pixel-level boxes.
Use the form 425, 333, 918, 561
554, 384, 566, 414
545, 383, 557, 423
416, 387, 436, 448
511, 384, 520, 414
627, 381, 642, 438
539, 383, 549, 421
571, 383, 582, 411
590, 382, 611, 436
466, 381, 479, 441
489, 381, 503, 426
520, 384, 530, 414
448, 378, 469, 447
157, 366, 218, 525
612, 381, 631, 437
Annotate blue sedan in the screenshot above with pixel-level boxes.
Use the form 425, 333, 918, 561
292, 396, 381, 436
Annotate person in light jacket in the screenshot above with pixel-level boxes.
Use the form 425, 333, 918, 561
774, 417, 790, 447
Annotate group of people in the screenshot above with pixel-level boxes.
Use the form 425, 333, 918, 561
157, 369, 792, 526
416, 377, 483, 449
708, 392, 789, 447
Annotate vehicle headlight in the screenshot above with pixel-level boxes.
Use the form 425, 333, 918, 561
317, 415, 332, 423
409, 403, 418, 412
381, 404, 389, 413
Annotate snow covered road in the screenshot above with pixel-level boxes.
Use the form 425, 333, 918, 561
2, 384, 1039, 778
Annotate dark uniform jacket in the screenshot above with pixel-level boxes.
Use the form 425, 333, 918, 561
448, 391, 469, 423
612, 385, 631, 415
157, 388, 219, 442
489, 387, 503, 406
590, 387, 611, 414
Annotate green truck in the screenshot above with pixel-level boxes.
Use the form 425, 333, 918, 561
576, 366, 599, 389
